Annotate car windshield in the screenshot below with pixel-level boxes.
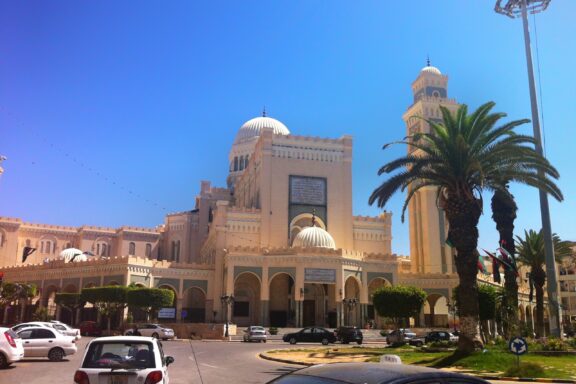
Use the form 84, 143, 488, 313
83, 341, 155, 369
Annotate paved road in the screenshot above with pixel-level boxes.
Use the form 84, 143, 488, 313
0, 338, 300, 384
1, 338, 568, 384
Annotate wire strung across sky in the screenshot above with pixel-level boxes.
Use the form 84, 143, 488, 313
0, 106, 170, 213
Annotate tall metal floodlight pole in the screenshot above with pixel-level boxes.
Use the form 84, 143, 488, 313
494, 0, 562, 337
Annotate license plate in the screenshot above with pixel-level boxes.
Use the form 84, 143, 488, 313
108, 376, 128, 384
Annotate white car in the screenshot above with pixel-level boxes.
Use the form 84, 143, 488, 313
0, 327, 24, 368
12, 321, 81, 340
49, 321, 82, 339
125, 324, 175, 340
16, 327, 77, 361
243, 326, 267, 342
74, 336, 174, 384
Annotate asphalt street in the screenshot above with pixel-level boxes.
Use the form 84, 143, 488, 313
0, 337, 563, 384
0, 337, 299, 384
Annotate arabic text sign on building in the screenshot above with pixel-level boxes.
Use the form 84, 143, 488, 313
290, 176, 326, 205
158, 307, 176, 319
305, 268, 336, 283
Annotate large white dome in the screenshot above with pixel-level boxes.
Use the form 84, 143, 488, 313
60, 248, 88, 262
421, 65, 442, 75
234, 116, 290, 144
292, 226, 336, 250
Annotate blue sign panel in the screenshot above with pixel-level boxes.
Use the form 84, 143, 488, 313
509, 337, 528, 356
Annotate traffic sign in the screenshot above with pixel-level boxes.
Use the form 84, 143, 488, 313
509, 337, 528, 356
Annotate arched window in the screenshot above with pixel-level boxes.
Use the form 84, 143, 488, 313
239, 156, 244, 171
0, 230, 4, 247
145, 243, 152, 258
234, 156, 239, 171
128, 242, 136, 255
101, 243, 107, 256
244, 155, 249, 168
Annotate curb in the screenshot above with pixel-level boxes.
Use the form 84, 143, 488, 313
259, 353, 311, 366
259, 353, 576, 383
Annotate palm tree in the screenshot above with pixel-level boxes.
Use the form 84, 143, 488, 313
369, 101, 562, 354
515, 229, 572, 338
490, 184, 519, 337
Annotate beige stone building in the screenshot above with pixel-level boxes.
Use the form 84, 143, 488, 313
0, 63, 546, 333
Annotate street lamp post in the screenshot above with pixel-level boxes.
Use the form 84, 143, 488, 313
494, 0, 562, 337
342, 298, 358, 326
220, 294, 234, 338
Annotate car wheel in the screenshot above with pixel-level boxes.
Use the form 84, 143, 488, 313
321, 338, 329, 345
416, 341, 423, 347
357, 340, 363, 345
48, 347, 65, 362
152, 333, 159, 339
289, 337, 297, 345
0, 353, 9, 369
263, 340, 267, 343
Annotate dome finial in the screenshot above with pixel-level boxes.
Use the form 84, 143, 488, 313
311, 209, 317, 227
427, 55, 430, 67
262, 106, 267, 117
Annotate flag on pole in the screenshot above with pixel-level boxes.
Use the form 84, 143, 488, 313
477, 253, 489, 275
22, 247, 37, 263
483, 248, 518, 276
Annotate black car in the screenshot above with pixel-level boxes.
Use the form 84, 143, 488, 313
424, 331, 454, 344
334, 326, 363, 345
283, 327, 337, 345
267, 362, 490, 384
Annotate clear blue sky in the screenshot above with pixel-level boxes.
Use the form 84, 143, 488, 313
1, 1, 575, 256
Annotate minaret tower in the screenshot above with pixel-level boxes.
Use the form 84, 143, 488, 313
402, 60, 460, 275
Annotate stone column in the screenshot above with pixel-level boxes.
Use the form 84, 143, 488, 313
261, 301, 270, 326
176, 298, 183, 323
295, 300, 302, 328
261, 267, 269, 326
336, 302, 342, 328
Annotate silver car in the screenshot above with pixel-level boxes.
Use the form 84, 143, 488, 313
243, 326, 267, 343
125, 323, 175, 340
16, 327, 77, 361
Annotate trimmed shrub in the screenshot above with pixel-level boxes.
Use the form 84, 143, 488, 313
541, 337, 568, 351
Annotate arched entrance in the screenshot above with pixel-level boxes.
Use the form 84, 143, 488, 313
424, 294, 449, 328
367, 278, 390, 328
157, 284, 178, 323
269, 273, 295, 327
233, 272, 261, 326
183, 287, 206, 323
303, 283, 329, 327
344, 277, 361, 327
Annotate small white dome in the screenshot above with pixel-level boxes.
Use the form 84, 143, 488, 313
235, 116, 290, 144
292, 226, 336, 249
60, 248, 88, 262
421, 66, 442, 75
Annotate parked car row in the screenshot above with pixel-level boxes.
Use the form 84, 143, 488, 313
0, 321, 80, 367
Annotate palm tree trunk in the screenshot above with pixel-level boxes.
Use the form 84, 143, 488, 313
444, 195, 482, 355
532, 267, 546, 338
491, 188, 519, 338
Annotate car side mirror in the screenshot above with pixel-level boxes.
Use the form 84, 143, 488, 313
165, 356, 175, 366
